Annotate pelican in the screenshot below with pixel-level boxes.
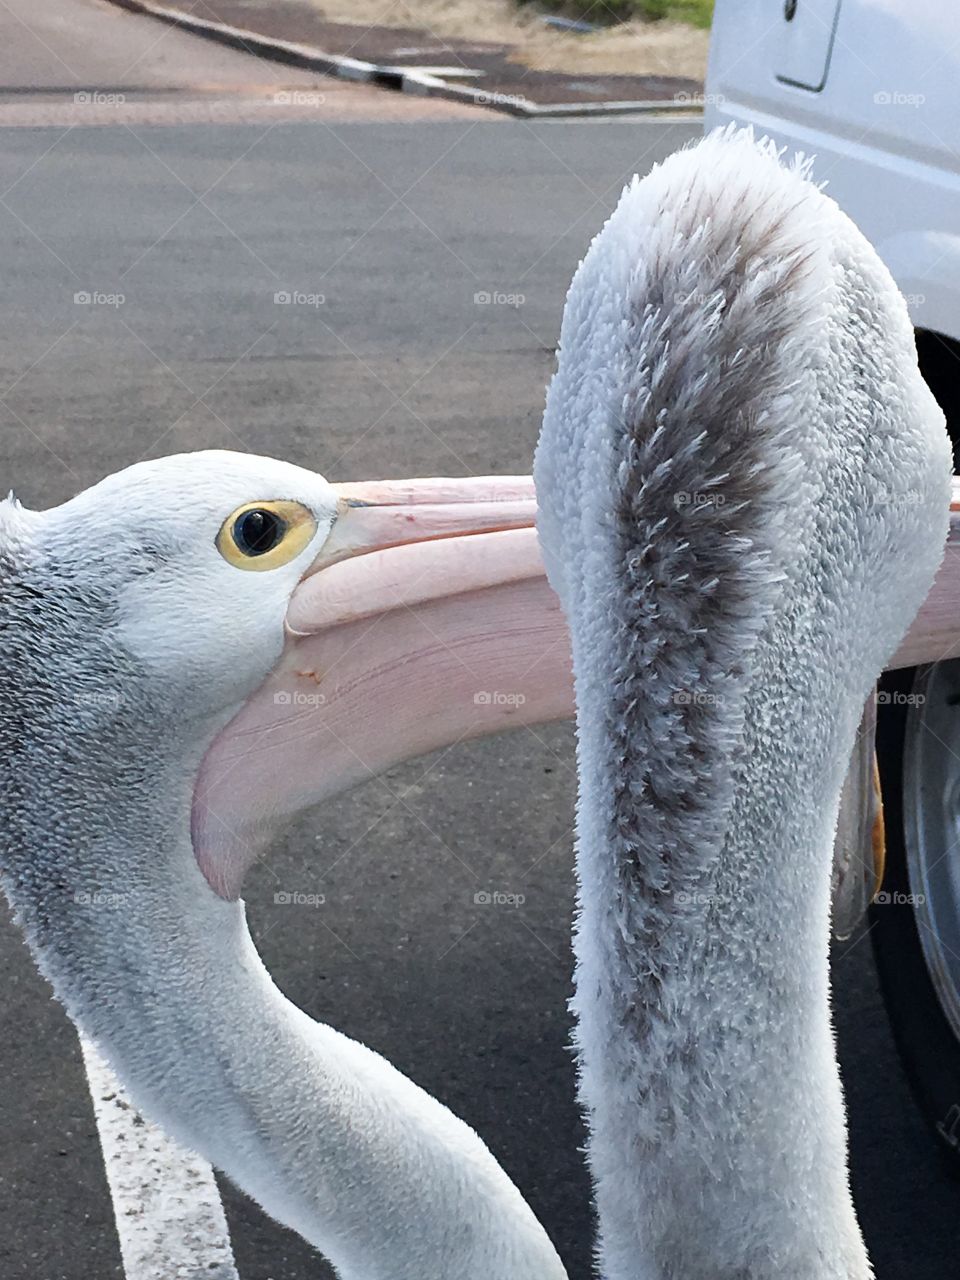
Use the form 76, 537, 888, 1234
534, 128, 953, 1277
2, 127, 960, 1280
0, 457, 569, 1280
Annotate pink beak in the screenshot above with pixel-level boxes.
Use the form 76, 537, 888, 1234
192, 474, 960, 901
192, 476, 574, 900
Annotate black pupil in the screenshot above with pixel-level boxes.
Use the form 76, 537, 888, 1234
233, 508, 285, 557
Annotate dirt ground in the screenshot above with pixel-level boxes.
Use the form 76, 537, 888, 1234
233, 0, 711, 80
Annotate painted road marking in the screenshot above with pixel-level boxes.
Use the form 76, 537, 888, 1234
81, 1035, 240, 1280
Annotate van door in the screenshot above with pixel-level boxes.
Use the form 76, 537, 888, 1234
776, 0, 843, 91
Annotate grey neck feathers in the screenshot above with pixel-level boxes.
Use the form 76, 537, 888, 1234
535, 131, 950, 1280
0, 539, 567, 1280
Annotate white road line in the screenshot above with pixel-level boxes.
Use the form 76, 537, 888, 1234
80, 1034, 240, 1280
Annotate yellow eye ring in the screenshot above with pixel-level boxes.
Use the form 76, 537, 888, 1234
216, 500, 318, 572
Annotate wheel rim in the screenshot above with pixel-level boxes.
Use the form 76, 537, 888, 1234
903, 660, 960, 1043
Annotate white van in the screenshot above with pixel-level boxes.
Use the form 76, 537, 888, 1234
706, 0, 960, 1164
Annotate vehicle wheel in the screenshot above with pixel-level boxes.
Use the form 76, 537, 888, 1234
872, 662, 960, 1160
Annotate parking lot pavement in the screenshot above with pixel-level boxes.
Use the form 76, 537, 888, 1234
0, 36, 957, 1280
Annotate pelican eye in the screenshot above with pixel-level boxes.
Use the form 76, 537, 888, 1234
216, 500, 318, 572
233, 508, 284, 556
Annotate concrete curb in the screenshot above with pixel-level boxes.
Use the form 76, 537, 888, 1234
107, 0, 704, 118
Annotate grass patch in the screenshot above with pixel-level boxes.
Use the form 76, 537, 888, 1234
637, 0, 713, 26
524, 0, 713, 29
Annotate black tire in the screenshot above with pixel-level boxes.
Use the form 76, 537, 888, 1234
871, 666, 960, 1159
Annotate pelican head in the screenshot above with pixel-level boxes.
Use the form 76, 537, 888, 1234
1, 453, 342, 722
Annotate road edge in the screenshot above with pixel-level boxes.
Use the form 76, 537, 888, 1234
106, 0, 704, 119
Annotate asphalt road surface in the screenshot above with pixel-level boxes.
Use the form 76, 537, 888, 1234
0, 3, 958, 1279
